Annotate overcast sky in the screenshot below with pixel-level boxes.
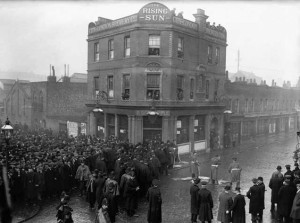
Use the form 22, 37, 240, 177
0, 0, 299, 86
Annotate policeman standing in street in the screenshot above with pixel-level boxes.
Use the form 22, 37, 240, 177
210, 154, 221, 185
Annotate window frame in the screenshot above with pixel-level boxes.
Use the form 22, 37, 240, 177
94, 42, 100, 62
107, 75, 114, 98
108, 39, 114, 60
124, 36, 130, 57
207, 45, 213, 64
146, 73, 161, 100
148, 35, 161, 56
177, 37, 184, 58
215, 47, 220, 64
122, 74, 130, 100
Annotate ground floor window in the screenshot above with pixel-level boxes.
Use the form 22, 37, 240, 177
143, 116, 162, 142
194, 115, 205, 141
176, 116, 189, 144
96, 113, 104, 138
118, 115, 128, 141
107, 114, 115, 137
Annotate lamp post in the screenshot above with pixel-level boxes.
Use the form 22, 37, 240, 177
146, 99, 159, 124
1, 118, 13, 169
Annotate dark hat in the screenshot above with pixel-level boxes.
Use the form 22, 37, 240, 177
252, 178, 258, 183
224, 185, 231, 191
194, 178, 201, 185
232, 157, 237, 161
285, 165, 291, 168
201, 181, 208, 186
257, 176, 263, 181
277, 165, 282, 170
235, 186, 241, 191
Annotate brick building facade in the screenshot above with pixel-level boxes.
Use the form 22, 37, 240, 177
223, 79, 300, 148
86, 2, 228, 153
4, 73, 88, 133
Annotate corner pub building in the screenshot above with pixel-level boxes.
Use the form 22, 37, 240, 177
86, 2, 228, 154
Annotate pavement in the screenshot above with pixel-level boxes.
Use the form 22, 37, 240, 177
12, 131, 298, 223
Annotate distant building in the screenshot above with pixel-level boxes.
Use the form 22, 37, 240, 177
0, 79, 29, 123
222, 78, 300, 148
4, 70, 88, 134
86, 2, 228, 153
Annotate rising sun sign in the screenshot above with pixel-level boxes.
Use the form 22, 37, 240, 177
138, 2, 172, 23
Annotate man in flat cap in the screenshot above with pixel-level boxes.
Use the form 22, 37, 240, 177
284, 164, 294, 181
198, 181, 213, 223
190, 178, 200, 223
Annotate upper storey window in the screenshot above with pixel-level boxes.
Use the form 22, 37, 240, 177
94, 42, 99, 62
147, 74, 160, 100
215, 47, 220, 64
149, 35, 160, 56
124, 36, 130, 57
208, 45, 213, 64
108, 39, 114, 59
177, 37, 184, 59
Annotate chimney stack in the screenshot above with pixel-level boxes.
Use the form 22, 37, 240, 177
193, 9, 208, 32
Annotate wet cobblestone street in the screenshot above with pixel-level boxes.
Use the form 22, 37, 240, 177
26, 132, 297, 223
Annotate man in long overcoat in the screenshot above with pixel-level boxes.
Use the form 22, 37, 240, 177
278, 178, 296, 222
290, 180, 300, 223
229, 187, 245, 223
146, 179, 162, 223
217, 185, 233, 223
198, 181, 213, 223
269, 170, 284, 211
257, 176, 265, 220
190, 178, 200, 223
247, 178, 263, 223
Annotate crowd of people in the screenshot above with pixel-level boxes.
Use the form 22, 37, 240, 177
0, 124, 176, 223
189, 155, 300, 223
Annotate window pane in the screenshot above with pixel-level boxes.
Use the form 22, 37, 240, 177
149, 35, 160, 47
147, 74, 160, 88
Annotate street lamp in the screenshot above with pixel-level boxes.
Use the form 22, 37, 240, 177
93, 90, 110, 113
1, 118, 13, 169
146, 99, 159, 124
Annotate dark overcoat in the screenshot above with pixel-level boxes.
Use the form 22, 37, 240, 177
24, 171, 37, 200
190, 184, 199, 214
290, 191, 300, 220
269, 176, 283, 203
95, 176, 106, 206
278, 184, 296, 217
146, 186, 162, 223
257, 182, 265, 210
247, 184, 262, 214
198, 188, 213, 221
230, 194, 246, 223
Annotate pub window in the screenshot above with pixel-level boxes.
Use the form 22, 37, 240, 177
147, 74, 160, 100
122, 74, 130, 100
176, 116, 189, 144
190, 78, 194, 100
107, 76, 114, 98
94, 42, 99, 62
94, 76, 99, 96
194, 115, 205, 141
124, 36, 130, 57
205, 80, 209, 99
208, 45, 213, 64
108, 39, 114, 59
215, 47, 220, 64
148, 35, 160, 56
177, 75, 184, 100
177, 37, 184, 58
